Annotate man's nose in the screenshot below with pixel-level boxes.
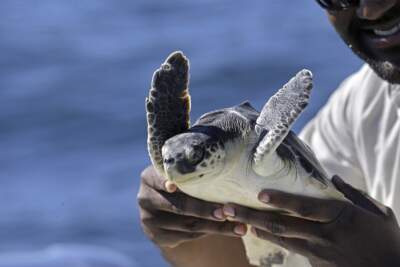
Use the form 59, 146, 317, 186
356, 0, 397, 20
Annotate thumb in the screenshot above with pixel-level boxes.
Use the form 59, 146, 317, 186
332, 175, 385, 216
164, 180, 178, 193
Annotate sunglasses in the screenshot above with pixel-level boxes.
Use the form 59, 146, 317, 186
316, 0, 359, 11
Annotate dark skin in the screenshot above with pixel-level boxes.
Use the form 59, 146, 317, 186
138, 1, 400, 266
139, 167, 400, 266
138, 166, 252, 267
328, 0, 400, 83
222, 179, 400, 267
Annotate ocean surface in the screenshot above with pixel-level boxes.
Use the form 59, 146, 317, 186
0, 1, 362, 266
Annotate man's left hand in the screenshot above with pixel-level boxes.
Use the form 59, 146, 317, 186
220, 176, 400, 267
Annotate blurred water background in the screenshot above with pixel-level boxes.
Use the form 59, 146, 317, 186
0, 1, 362, 266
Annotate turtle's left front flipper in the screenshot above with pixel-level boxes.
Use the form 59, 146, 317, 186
253, 70, 312, 176
146, 52, 191, 175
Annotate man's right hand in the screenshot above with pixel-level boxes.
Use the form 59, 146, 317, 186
137, 166, 247, 248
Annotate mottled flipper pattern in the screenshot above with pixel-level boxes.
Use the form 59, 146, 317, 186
146, 51, 191, 175
253, 70, 312, 165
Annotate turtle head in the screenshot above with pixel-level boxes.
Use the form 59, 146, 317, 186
161, 131, 226, 185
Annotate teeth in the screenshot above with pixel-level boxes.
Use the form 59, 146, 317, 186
373, 22, 400, 37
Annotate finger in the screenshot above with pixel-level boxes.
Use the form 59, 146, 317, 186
138, 185, 226, 221
257, 190, 346, 222
251, 227, 313, 258
140, 209, 207, 247
150, 212, 247, 237
223, 204, 324, 241
154, 229, 205, 248
159, 190, 228, 221
332, 175, 386, 216
165, 180, 178, 193
141, 166, 169, 192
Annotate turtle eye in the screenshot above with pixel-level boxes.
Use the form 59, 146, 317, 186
187, 145, 204, 165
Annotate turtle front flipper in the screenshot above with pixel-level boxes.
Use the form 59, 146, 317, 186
146, 51, 191, 175
253, 70, 312, 176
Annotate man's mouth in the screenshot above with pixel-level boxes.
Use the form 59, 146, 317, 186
372, 21, 400, 37
360, 16, 400, 51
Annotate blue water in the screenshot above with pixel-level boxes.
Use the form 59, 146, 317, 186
0, 1, 362, 266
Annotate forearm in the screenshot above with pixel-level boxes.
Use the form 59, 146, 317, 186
161, 235, 254, 267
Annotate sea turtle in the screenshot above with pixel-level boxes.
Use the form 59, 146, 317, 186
145, 51, 344, 267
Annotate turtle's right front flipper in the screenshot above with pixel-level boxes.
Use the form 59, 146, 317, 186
146, 51, 191, 175
252, 70, 312, 176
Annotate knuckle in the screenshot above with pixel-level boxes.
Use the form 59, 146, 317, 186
198, 203, 218, 218
162, 192, 186, 214
169, 203, 182, 215
239, 206, 252, 222
188, 199, 206, 217
296, 203, 315, 218
306, 242, 334, 262
137, 195, 150, 209
180, 196, 219, 219
140, 166, 154, 180
169, 196, 186, 215
318, 224, 334, 243
275, 235, 286, 246
155, 238, 173, 248
263, 215, 285, 235
149, 230, 180, 248
182, 219, 201, 232
306, 241, 323, 257
217, 222, 232, 233
137, 186, 162, 211
324, 203, 355, 236
141, 224, 158, 241
187, 232, 203, 240
141, 214, 156, 227
141, 166, 166, 191
335, 203, 356, 224
139, 209, 158, 228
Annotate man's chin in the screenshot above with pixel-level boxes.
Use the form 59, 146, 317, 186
344, 37, 400, 84
367, 60, 400, 84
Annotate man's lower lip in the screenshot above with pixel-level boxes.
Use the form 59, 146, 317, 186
361, 30, 400, 50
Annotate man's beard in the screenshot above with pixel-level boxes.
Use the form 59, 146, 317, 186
366, 59, 400, 84
351, 45, 400, 85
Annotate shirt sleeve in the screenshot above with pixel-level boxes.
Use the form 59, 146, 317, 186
299, 71, 367, 191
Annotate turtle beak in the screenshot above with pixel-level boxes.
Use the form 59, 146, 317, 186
163, 155, 197, 181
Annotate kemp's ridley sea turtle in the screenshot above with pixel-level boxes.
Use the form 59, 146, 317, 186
145, 52, 345, 267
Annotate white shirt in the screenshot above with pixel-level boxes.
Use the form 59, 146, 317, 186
300, 64, 400, 219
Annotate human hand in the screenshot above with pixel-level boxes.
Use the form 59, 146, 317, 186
221, 175, 400, 267
137, 166, 247, 248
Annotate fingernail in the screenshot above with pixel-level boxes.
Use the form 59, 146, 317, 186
223, 205, 235, 217
258, 192, 270, 203
213, 208, 225, 220
250, 227, 258, 236
234, 224, 247, 236
165, 181, 177, 193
